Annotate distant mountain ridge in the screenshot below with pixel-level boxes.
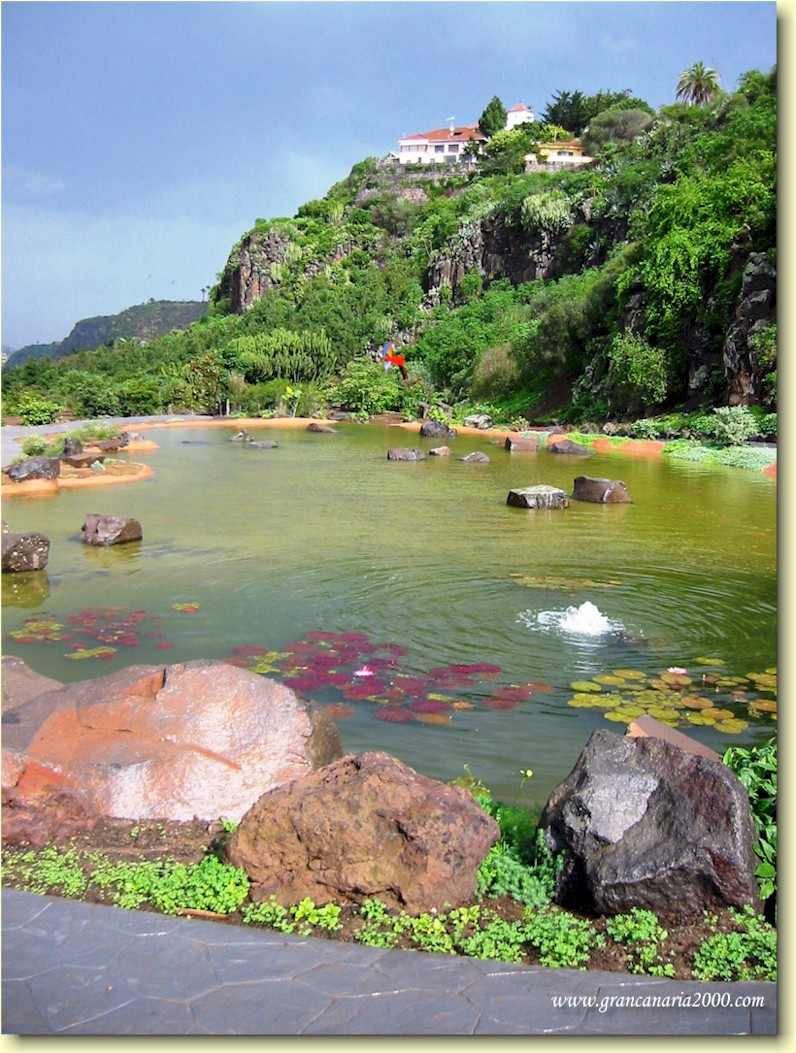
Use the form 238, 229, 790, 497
4, 300, 207, 369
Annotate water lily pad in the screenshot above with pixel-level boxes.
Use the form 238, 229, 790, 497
375, 707, 414, 723
524, 681, 555, 694
612, 669, 648, 681
415, 712, 452, 725
680, 695, 714, 710
324, 704, 354, 720
592, 694, 623, 709
172, 603, 199, 613
695, 656, 726, 665
482, 697, 518, 710
686, 713, 716, 726
715, 718, 748, 734
749, 699, 777, 714
568, 694, 601, 708
701, 707, 735, 720
66, 646, 118, 660
570, 680, 602, 693
593, 674, 627, 687
646, 706, 681, 722
450, 700, 475, 710
660, 671, 692, 687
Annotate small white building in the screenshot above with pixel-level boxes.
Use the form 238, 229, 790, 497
396, 123, 488, 165
505, 102, 536, 130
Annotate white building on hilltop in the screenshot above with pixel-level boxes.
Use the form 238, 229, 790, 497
505, 102, 536, 130
395, 123, 488, 166
395, 103, 536, 165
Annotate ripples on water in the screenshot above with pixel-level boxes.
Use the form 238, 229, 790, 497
1, 423, 777, 803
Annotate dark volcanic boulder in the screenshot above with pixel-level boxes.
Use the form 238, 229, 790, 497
419, 420, 457, 439
5, 457, 61, 483
226, 751, 500, 914
549, 439, 593, 456
81, 513, 143, 546
507, 485, 569, 509
540, 728, 760, 917
1, 660, 343, 823
572, 476, 631, 504
387, 448, 426, 461
460, 451, 490, 463
1, 530, 50, 572
62, 437, 83, 456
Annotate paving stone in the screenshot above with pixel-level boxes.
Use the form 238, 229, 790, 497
0, 889, 776, 1036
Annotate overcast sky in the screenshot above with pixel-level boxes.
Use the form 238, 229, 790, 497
1, 0, 777, 350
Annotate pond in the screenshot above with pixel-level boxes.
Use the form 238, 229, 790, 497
1, 422, 777, 810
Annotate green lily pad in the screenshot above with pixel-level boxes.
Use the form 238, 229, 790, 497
570, 680, 602, 693
612, 668, 648, 680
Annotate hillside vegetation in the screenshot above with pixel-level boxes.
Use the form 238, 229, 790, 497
4, 300, 207, 371
1, 70, 776, 432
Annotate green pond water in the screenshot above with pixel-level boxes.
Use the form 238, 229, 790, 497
1, 423, 777, 809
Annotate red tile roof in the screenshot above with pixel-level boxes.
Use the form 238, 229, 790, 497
508, 102, 532, 112
400, 124, 487, 145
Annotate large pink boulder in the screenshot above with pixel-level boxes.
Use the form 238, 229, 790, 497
1, 659, 342, 823
226, 751, 500, 915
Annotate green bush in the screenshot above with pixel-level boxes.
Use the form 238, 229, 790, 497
609, 331, 670, 406
11, 393, 64, 426
708, 405, 758, 446
605, 908, 675, 976
327, 360, 412, 416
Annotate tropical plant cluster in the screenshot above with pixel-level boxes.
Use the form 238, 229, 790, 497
1, 69, 775, 433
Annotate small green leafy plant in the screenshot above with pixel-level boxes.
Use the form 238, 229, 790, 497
693, 906, 777, 982
605, 908, 675, 976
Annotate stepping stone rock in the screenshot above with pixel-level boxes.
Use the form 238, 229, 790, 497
1, 530, 50, 572
460, 452, 490, 463
306, 423, 336, 433
504, 436, 538, 452
462, 414, 493, 429
61, 453, 105, 469
507, 485, 569, 509
419, 420, 457, 439
429, 446, 451, 457
81, 513, 143, 546
387, 448, 426, 461
5, 457, 61, 483
572, 476, 631, 504
549, 439, 593, 455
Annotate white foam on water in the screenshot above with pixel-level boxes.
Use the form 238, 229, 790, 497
518, 600, 627, 638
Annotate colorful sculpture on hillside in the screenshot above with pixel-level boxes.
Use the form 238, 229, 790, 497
382, 341, 408, 380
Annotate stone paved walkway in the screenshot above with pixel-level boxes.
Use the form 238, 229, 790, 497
1, 889, 776, 1036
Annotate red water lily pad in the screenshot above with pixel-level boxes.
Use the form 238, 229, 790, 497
232, 645, 272, 656
409, 698, 452, 713
492, 685, 533, 702
284, 676, 324, 692
324, 703, 355, 720
481, 697, 518, 710
155, 642, 173, 650
375, 707, 414, 723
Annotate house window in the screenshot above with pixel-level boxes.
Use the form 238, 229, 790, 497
559, 150, 573, 156
435, 145, 445, 153
448, 144, 459, 153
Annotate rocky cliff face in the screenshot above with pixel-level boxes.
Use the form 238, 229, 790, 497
723, 252, 776, 405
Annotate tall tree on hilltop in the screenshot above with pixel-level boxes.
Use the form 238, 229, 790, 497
478, 95, 508, 137
676, 62, 721, 106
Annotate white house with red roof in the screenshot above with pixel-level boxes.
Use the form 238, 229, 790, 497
395, 123, 488, 166
395, 103, 536, 165
505, 102, 536, 130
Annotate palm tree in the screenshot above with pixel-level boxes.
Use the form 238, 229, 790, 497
675, 62, 721, 106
